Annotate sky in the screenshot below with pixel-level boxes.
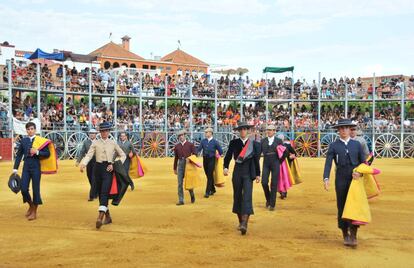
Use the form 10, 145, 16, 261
0, 0, 413, 81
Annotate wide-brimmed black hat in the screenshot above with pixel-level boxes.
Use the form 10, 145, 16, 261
98, 122, 112, 131
8, 173, 21, 194
332, 119, 357, 128
233, 122, 254, 131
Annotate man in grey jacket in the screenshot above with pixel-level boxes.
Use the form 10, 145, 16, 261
118, 132, 135, 172
118, 132, 135, 190
76, 129, 98, 201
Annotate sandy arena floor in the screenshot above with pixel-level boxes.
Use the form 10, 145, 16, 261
0, 158, 413, 268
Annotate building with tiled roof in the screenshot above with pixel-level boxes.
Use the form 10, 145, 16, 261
90, 36, 208, 75
162, 48, 208, 67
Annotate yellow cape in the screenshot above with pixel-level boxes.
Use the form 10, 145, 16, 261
184, 155, 202, 190
129, 155, 147, 179
284, 160, 295, 186
32, 136, 58, 174
289, 158, 303, 185
214, 155, 225, 187
342, 163, 381, 225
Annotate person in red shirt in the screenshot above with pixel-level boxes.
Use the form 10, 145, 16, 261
173, 130, 197, 205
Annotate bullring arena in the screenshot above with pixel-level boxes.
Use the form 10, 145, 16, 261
1, 1, 414, 266
1, 52, 414, 267
0, 158, 413, 267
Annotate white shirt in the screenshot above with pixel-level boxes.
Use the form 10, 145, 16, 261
339, 137, 351, 145
207, 137, 213, 142
241, 137, 249, 145
268, 136, 275, 145
180, 140, 187, 146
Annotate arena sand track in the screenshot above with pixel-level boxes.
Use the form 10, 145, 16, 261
0, 158, 413, 268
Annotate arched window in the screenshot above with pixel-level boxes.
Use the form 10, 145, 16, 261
130, 63, 136, 68
113, 62, 120, 68
121, 63, 128, 67
104, 61, 111, 69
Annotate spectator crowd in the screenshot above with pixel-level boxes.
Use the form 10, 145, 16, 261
2, 61, 414, 134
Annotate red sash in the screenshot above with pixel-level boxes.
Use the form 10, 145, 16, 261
236, 139, 252, 163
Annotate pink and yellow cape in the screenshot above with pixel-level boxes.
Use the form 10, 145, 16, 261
277, 145, 292, 192
32, 136, 58, 174
129, 155, 147, 179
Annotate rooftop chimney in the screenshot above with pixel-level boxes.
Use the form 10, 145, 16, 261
121, 35, 131, 51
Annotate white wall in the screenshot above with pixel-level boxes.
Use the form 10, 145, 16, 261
0, 46, 15, 65
64, 58, 100, 70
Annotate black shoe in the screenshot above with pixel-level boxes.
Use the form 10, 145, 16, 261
204, 194, 209, 198
176, 201, 184, 206
265, 202, 270, 208
240, 223, 247, 235
130, 182, 135, 191
191, 195, 196, 203
88, 198, 94, 202
269, 206, 275, 211
209, 190, 216, 196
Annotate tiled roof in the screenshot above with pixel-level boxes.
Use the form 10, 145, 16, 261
161, 49, 208, 67
89, 42, 144, 60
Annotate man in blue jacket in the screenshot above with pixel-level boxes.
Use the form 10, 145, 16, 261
323, 119, 365, 247
197, 127, 223, 198
13, 122, 50, 221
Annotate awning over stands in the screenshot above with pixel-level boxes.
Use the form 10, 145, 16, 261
25, 48, 64, 61
263, 66, 294, 73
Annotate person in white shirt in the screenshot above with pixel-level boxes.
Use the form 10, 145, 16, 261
260, 125, 283, 211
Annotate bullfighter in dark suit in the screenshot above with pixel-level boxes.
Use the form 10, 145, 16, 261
13, 122, 51, 221
323, 119, 365, 247
224, 122, 261, 235
260, 125, 283, 211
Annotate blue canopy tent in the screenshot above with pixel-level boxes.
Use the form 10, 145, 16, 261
23, 49, 65, 136
25, 48, 64, 61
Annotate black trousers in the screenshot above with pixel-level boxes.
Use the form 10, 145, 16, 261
335, 166, 358, 230
123, 157, 131, 174
86, 160, 98, 199
232, 162, 254, 215
21, 164, 42, 205
261, 158, 280, 207
203, 156, 216, 194
94, 162, 113, 210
